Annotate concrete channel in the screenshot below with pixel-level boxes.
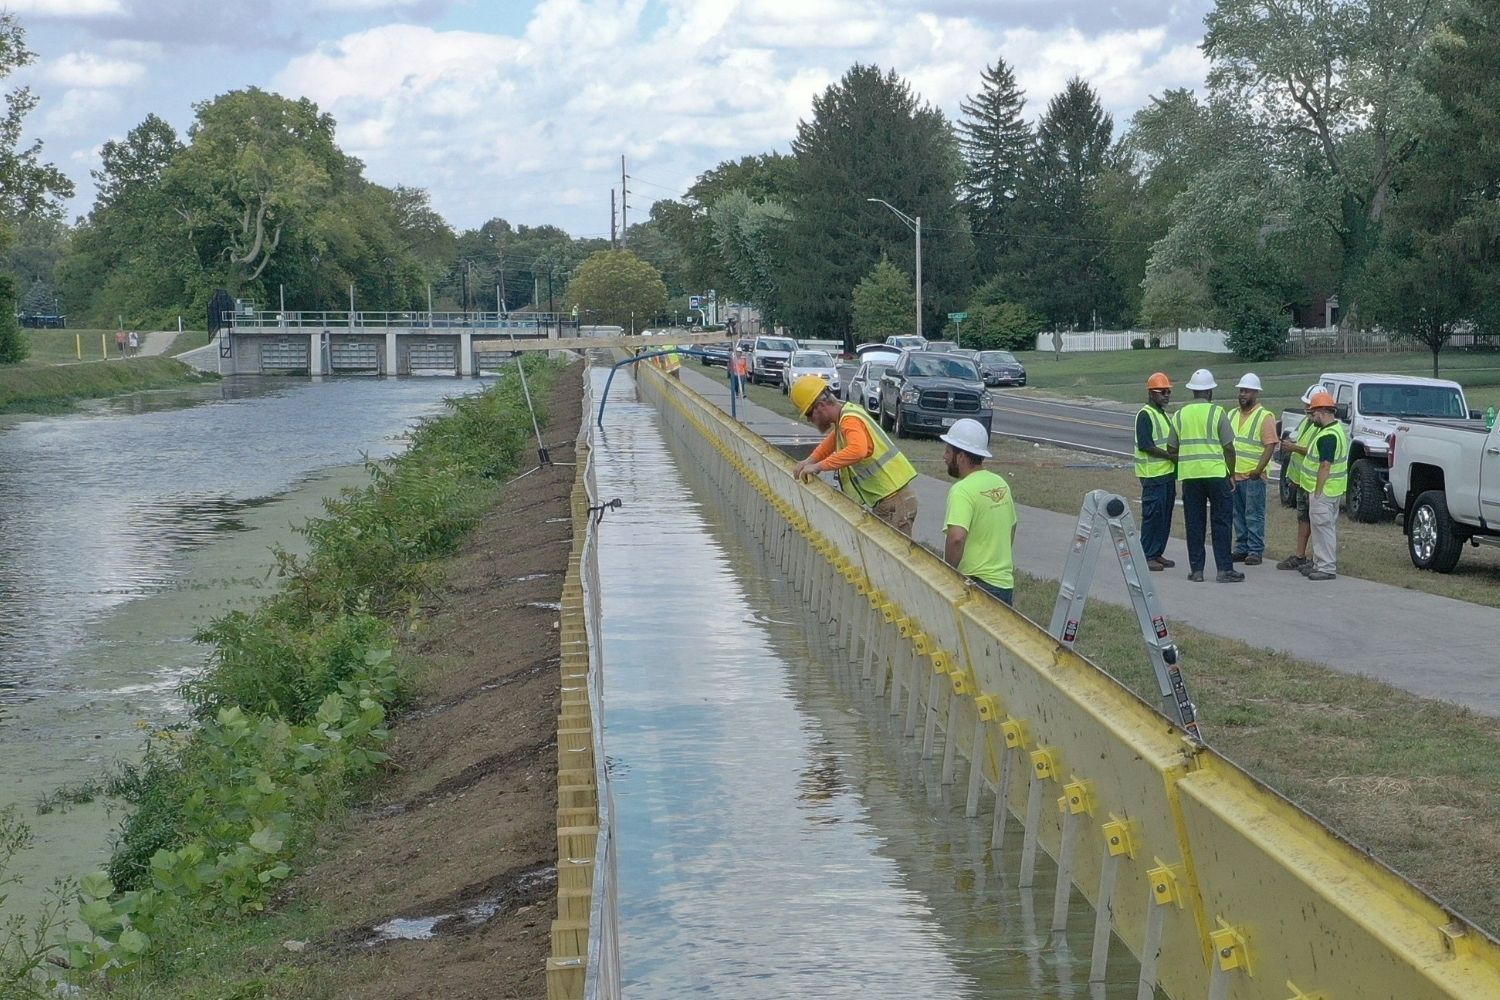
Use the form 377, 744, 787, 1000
547, 358, 1500, 1000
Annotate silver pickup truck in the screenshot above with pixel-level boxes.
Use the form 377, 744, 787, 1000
1388, 418, 1500, 572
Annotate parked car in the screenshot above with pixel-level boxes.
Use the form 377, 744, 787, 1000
1277, 373, 1474, 522
878, 351, 994, 438
884, 334, 927, 352
976, 350, 1027, 387
847, 359, 896, 413
1387, 416, 1500, 572
923, 340, 959, 353
750, 335, 798, 385
780, 350, 841, 395
698, 342, 731, 366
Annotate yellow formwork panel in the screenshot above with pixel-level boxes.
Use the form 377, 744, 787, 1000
633, 363, 1500, 1000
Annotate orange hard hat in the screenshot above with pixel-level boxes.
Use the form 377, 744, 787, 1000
1146, 372, 1172, 390
1307, 390, 1336, 410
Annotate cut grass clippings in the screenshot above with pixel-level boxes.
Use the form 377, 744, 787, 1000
1010, 572, 1500, 935
739, 378, 1500, 609
0, 357, 215, 413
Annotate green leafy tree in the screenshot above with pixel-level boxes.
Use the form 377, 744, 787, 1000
957, 59, 1032, 274
782, 64, 972, 344
1138, 268, 1214, 332
961, 276, 1042, 350
708, 189, 792, 324
851, 258, 914, 342
564, 250, 667, 331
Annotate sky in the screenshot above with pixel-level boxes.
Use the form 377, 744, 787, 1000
12, 0, 1215, 238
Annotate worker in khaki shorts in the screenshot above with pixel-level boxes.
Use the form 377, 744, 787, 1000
1283, 390, 1349, 581
1276, 384, 1326, 572
790, 375, 919, 536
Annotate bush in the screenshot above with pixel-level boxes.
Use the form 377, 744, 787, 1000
1150, 335, 1162, 349
1227, 304, 1288, 362
1131, 337, 1147, 350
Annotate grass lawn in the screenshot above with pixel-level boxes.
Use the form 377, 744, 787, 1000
17, 328, 211, 365
1009, 572, 1500, 935
1015, 346, 1500, 415
741, 378, 1500, 608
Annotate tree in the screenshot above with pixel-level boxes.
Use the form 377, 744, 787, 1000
782, 64, 972, 344
1202, 0, 1449, 328
1138, 268, 1214, 331
851, 259, 914, 342
708, 190, 792, 324
960, 276, 1042, 350
564, 250, 667, 331
957, 59, 1032, 274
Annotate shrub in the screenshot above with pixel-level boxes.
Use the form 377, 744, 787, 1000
1150, 335, 1162, 349
1227, 304, 1288, 362
1131, 337, 1147, 350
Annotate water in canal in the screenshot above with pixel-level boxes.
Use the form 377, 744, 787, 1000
0, 375, 491, 918
592, 369, 1141, 998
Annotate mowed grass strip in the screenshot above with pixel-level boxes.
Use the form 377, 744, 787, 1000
740, 377, 1500, 608
1009, 573, 1500, 935
0, 356, 212, 412
15, 329, 210, 365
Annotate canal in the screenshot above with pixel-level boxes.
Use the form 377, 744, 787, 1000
0, 375, 491, 919
592, 369, 1141, 998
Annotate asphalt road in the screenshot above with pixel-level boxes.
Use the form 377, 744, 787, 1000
988, 391, 1137, 457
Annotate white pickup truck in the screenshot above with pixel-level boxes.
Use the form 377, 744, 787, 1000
1388, 418, 1500, 572
1277, 373, 1475, 522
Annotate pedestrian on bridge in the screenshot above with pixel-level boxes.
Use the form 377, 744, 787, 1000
1230, 373, 1278, 565
1136, 372, 1178, 572
1282, 390, 1348, 581
939, 419, 1018, 605
1174, 369, 1243, 583
790, 375, 919, 537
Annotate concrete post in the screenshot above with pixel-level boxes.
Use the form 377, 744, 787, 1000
385, 331, 398, 376
459, 332, 473, 376
309, 332, 322, 375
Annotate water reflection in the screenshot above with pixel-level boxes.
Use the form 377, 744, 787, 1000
592, 368, 1140, 999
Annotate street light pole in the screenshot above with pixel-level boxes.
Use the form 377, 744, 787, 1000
867, 198, 922, 341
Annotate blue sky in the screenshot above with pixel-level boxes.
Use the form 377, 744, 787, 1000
13, 0, 1214, 237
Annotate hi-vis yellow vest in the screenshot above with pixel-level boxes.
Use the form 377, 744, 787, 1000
1173, 401, 1228, 480
1289, 418, 1319, 490
1135, 406, 1175, 479
1232, 405, 1272, 474
835, 402, 917, 506
1306, 420, 1351, 498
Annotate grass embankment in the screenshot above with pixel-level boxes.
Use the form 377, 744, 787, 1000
741, 379, 1500, 607
0, 357, 213, 413
0, 361, 559, 997
1017, 347, 1500, 414
17, 329, 212, 366
1010, 575, 1500, 933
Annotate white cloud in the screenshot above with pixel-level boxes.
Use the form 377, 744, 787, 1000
7, 0, 125, 15
42, 87, 123, 132
42, 52, 148, 90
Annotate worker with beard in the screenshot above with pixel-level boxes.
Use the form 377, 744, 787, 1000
939, 418, 1018, 605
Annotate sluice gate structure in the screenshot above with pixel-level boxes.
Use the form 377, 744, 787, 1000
550, 361, 1500, 1000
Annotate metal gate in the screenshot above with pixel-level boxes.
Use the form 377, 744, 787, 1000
260, 337, 310, 373
409, 339, 457, 373
475, 349, 514, 372
330, 338, 380, 373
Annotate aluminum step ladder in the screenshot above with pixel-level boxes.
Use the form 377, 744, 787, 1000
1048, 490, 1204, 746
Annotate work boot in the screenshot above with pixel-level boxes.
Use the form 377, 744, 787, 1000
1146, 558, 1167, 572
1244, 554, 1262, 566
1231, 552, 1248, 563
1158, 557, 1175, 568
1187, 570, 1204, 582
1306, 571, 1337, 581
1298, 562, 1314, 577
1276, 555, 1306, 570
1216, 570, 1245, 583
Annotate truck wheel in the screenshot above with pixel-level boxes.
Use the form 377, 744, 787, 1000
1346, 458, 1389, 523
1278, 455, 1296, 508
880, 402, 894, 431
894, 409, 909, 438
1408, 490, 1464, 573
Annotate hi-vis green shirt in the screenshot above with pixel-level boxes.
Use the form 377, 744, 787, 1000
945, 470, 1018, 588
1172, 401, 1232, 480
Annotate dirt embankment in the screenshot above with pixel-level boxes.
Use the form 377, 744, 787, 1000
293, 365, 583, 999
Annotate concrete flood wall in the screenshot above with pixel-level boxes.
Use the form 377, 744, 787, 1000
627, 362, 1500, 1000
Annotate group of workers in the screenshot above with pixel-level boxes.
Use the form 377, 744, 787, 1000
1136, 369, 1349, 582
787, 375, 1018, 605
775, 362, 1350, 608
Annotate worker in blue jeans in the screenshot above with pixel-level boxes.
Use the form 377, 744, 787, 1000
1136, 372, 1178, 571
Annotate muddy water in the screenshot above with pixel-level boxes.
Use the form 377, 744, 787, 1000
0, 376, 491, 917
592, 369, 1141, 998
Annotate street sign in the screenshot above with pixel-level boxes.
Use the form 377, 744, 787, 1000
689, 295, 701, 309
948, 311, 968, 322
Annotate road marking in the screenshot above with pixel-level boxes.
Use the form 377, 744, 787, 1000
992, 403, 1131, 433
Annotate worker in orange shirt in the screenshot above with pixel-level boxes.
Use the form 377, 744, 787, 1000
789, 375, 919, 536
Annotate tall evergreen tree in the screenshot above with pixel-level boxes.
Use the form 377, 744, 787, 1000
782, 64, 971, 344
956, 59, 1031, 274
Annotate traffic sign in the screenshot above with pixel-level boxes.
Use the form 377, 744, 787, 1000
948, 311, 968, 322
689, 295, 701, 309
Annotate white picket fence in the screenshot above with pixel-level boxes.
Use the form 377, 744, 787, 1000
1032, 329, 1179, 353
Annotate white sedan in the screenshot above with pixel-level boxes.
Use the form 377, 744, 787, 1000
847, 359, 896, 412
779, 350, 841, 396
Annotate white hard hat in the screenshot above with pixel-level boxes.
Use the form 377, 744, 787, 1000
1301, 383, 1322, 405
1185, 368, 1217, 391
1236, 373, 1262, 390
939, 418, 992, 458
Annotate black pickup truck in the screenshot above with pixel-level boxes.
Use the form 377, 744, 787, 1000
877, 351, 994, 439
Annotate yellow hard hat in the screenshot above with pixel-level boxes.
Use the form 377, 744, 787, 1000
790, 375, 830, 416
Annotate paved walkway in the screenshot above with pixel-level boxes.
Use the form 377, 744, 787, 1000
678, 365, 1500, 715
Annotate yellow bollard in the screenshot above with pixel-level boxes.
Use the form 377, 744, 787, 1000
75, 333, 81, 360
100, 332, 107, 359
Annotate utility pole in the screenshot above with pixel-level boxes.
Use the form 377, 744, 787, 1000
620, 154, 628, 248
610, 189, 617, 247
497, 250, 507, 313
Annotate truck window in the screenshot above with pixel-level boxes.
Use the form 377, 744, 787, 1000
1336, 384, 1352, 407
1356, 384, 1466, 418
